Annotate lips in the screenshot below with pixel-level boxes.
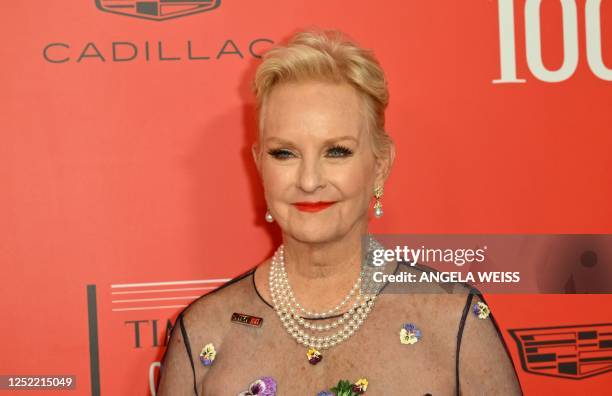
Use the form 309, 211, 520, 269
292, 201, 336, 212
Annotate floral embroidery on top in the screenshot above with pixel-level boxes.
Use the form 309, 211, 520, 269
473, 301, 491, 319
307, 347, 323, 365
399, 323, 422, 345
319, 378, 369, 396
352, 378, 368, 393
238, 376, 277, 396
198, 343, 216, 366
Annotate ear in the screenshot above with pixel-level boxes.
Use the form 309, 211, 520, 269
251, 142, 262, 174
374, 140, 395, 188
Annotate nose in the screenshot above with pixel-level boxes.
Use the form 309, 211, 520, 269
297, 155, 325, 193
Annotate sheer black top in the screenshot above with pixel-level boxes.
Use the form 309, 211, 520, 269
158, 261, 522, 395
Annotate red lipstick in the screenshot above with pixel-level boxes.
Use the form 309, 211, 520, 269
292, 201, 336, 212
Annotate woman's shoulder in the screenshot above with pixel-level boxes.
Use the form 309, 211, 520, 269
178, 266, 259, 333
158, 266, 263, 395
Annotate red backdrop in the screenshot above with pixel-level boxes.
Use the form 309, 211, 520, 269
1, 1, 611, 395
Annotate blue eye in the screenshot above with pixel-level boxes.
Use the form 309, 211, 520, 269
326, 145, 353, 158
267, 148, 295, 160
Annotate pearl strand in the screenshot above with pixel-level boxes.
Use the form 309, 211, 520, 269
274, 246, 362, 318
269, 244, 382, 351
271, 276, 375, 350
270, 257, 369, 333
269, 247, 376, 325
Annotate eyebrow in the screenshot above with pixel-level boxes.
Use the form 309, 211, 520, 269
264, 135, 360, 145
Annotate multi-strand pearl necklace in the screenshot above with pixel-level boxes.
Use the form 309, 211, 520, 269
268, 240, 384, 362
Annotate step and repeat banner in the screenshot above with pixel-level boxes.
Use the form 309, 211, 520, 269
1, 1, 611, 395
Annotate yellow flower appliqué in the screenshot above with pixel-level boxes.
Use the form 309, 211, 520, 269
199, 343, 216, 366
473, 301, 491, 319
399, 323, 422, 345
306, 347, 323, 364
354, 378, 369, 392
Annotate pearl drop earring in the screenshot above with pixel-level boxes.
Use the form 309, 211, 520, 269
265, 210, 274, 223
373, 186, 384, 218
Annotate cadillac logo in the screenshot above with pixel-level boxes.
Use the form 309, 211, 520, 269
95, 0, 221, 21
509, 323, 612, 380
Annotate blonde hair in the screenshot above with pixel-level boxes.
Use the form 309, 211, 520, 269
252, 29, 392, 159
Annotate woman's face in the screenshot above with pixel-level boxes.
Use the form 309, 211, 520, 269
254, 81, 389, 244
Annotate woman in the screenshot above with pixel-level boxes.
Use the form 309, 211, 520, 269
157, 29, 522, 395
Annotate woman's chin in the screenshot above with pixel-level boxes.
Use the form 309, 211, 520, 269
284, 224, 343, 244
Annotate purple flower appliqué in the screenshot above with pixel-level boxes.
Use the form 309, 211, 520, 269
403, 323, 422, 338
198, 343, 216, 366
400, 323, 422, 345
238, 376, 277, 396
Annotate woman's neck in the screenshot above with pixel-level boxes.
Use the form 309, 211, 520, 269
283, 233, 363, 278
